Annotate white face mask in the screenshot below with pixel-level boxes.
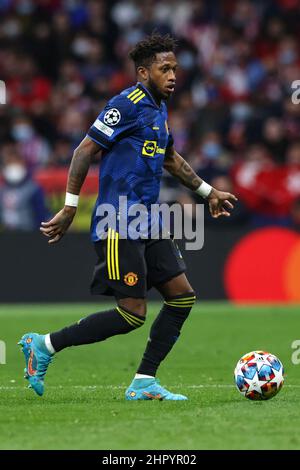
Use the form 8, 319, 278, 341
12, 124, 33, 141
2, 164, 27, 184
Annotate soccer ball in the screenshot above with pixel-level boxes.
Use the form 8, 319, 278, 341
234, 351, 284, 401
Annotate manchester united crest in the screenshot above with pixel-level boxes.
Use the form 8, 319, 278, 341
124, 272, 138, 286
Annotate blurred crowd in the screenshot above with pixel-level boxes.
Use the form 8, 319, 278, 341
1, 0, 300, 231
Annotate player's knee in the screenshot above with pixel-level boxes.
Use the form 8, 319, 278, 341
166, 290, 196, 300
164, 291, 196, 312
184, 288, 196, 299
178, 291, 196, 306
117, 298, 147, 318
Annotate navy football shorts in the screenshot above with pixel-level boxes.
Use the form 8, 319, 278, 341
90, 231, 186, 299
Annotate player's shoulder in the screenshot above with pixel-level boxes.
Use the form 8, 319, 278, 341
107, 85, 145, 113
99, 88, 137, 126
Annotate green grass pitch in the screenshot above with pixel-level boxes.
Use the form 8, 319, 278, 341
0, 302, 300, 450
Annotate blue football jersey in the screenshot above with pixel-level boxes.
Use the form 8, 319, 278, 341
87, 82, 174, 241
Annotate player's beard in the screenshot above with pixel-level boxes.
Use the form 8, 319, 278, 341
147, 76, 169, 102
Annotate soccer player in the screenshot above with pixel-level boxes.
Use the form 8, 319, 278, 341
19, 35, 237, 400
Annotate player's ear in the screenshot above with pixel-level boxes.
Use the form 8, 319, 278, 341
137, 66, 149, 81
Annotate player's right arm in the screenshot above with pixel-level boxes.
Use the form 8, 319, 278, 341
40, 93, 137, 243
40, 137, 101, 244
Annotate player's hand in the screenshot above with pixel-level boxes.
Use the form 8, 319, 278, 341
40, 206, 77, 244
207, 189, 238, 218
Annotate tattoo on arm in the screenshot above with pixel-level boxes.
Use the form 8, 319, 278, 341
164, 150, 202, 191
67, 148, 91, 195
177, 159, 201, 190
66, 137, 101, 195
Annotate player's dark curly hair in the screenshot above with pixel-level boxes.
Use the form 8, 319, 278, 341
129, 34, 177, 69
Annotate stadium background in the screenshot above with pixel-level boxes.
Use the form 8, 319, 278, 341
1, 0, 300, 453
1, 0, 300, 302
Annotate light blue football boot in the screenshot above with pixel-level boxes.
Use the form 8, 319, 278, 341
125, 378, 188, 401
18, 333, 53, 396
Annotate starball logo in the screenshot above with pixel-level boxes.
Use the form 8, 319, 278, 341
0, 80, 6, 105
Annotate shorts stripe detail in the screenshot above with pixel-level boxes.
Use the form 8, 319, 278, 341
127, 88, 141, 99
116, 307, 144, 328
107, 228, 112, 279
115, 231, 120, 280
132, 93, 145, 104
111, 230, 116, 280
107, 229, 120, 280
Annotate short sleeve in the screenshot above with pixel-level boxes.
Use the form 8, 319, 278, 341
87, 94, 138, 150
166, 131, 174, 149
166, 120, 174, 149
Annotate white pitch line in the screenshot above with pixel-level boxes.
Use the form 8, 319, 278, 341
1, 385, 231, 391
0, 384, 298, 391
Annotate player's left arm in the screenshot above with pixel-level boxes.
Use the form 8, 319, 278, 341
163, 145, 238, 218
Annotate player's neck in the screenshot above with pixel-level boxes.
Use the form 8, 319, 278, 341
140, 81, 161, 106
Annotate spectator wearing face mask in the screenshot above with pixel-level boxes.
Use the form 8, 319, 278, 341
0, 153, 50, 231
10, 115, 51, 170
192, 131, 232, 183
